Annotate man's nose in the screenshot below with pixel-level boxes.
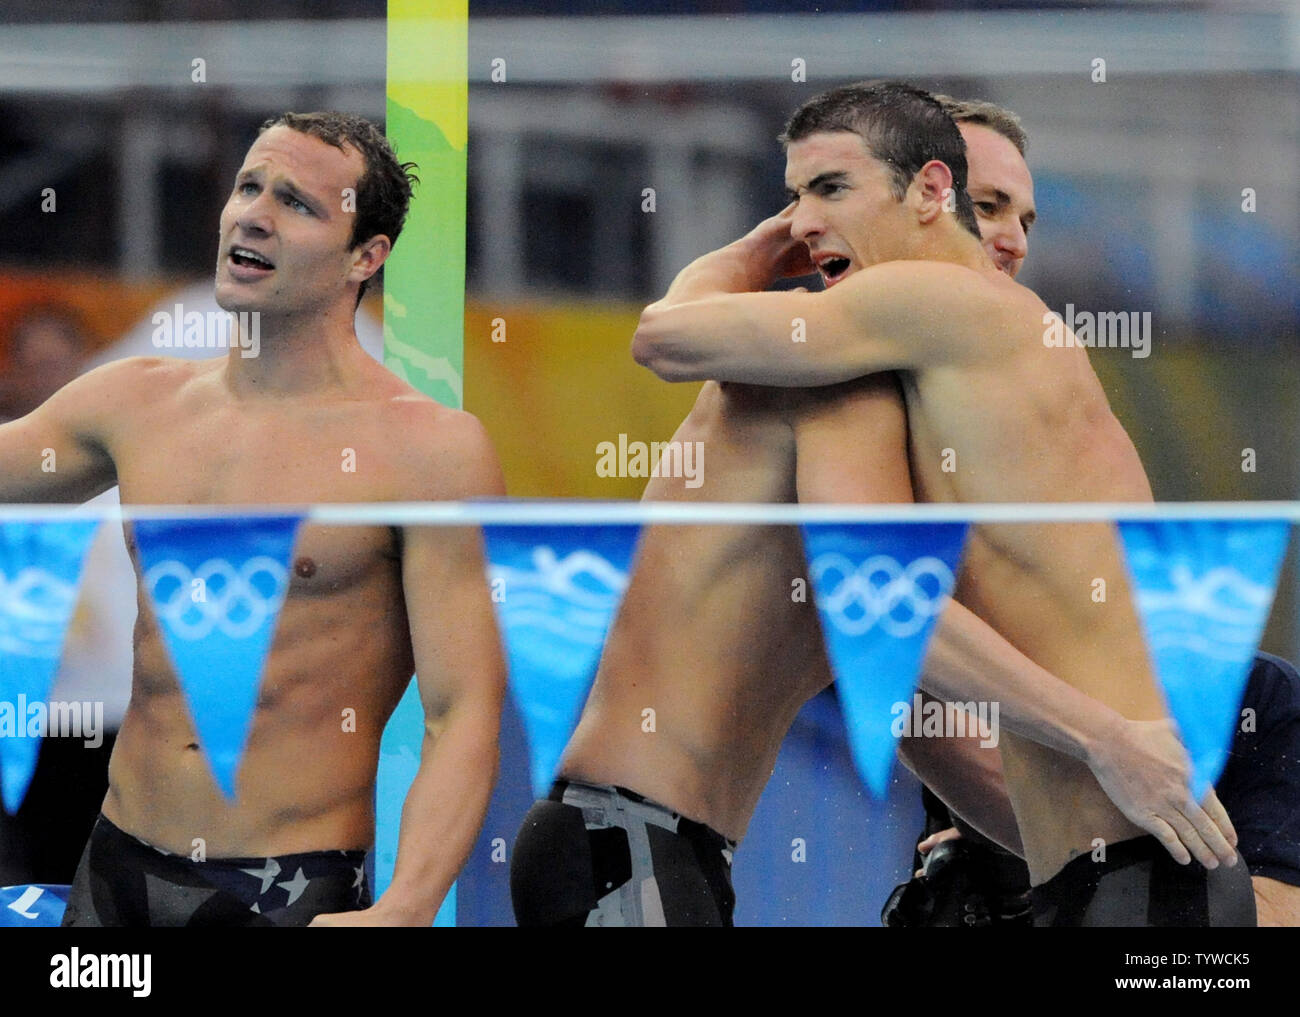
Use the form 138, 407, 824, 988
789, 201, 824, 243
996, 220, 1027, 261
235, 192, 275, 236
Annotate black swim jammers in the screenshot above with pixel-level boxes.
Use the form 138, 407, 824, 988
1031, 834, 1256, 927
61, 813, 370, 927
511, 780, 737, 927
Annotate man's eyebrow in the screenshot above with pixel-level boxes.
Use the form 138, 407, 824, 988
279, 180, 328, 215
971, 187, 1012, 209
972, 186, 1038, 227
785, 170, 850, 200
233, 169, 328, 215
807, 171, 849, 191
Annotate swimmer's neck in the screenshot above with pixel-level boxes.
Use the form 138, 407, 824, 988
221, 299, 372, 398
893, 220, 995, 275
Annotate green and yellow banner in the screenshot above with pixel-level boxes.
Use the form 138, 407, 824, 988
376, 0, 467, 928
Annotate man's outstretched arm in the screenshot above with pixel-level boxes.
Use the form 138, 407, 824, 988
0, 359, 128, 503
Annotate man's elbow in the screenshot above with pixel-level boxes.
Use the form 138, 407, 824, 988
632, 305, 697, 382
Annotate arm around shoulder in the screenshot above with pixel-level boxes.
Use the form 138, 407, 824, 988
632, 261, 1002, 387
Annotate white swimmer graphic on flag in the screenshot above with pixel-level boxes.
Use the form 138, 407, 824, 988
0, 883, 70, 927
0, 519, 99, 813
1118, 519, 1290, 799
481, 524, 639, 797
132, 516, 302, 798
800, 522, 969, 798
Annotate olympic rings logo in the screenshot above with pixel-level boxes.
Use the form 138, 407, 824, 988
810, 553, 954, 638
144, 556, 288, 641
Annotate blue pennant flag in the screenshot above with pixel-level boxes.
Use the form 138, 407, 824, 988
0, 519, 99, 814
132, 516, 302, 798
0, 883, 70, 927
800, 522, 969, 799
482, 524, 640, 798
1118, 519, 1290, 799
376, 679, 457, 927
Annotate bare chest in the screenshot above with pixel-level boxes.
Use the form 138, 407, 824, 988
122, 518, 399, 602
112, 399, 408, 598
111, 400, 409, 506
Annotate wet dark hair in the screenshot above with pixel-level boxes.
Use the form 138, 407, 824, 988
260, 111, 420, 301
780, 80, 980, 239
933, 94, 1028, 155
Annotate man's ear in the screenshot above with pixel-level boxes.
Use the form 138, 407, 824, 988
349, 234, 392, 286
911, 160, 957, 225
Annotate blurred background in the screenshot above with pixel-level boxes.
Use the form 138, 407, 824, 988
0, 0, 1296, 925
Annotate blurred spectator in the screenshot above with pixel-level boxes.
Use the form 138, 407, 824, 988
0, 303, 88, 423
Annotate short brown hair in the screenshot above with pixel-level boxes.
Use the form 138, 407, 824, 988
781, 80, 981, 239
933, 95, 1028, 155
260, 111, 420, 300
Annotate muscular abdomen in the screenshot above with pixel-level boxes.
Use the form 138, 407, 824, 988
106, 525, 413, 856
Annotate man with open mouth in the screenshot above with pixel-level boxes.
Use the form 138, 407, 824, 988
628, 80, 1253, 928
0, 112, 507, 926
510, 83, 1240, 927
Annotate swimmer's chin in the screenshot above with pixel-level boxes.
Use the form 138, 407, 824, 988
213, 282, 268, 314
213, 295, 257, 314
